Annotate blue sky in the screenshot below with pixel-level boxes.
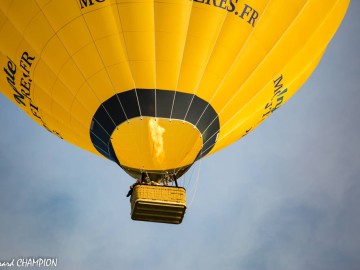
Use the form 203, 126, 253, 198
1, 2, 359, 270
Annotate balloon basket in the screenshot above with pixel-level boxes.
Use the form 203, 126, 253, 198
130, 185, 186, 224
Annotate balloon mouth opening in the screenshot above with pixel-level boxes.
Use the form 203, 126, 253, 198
110, 117, 203, 172
120, 163, 193, 182
90, 89, 220, 175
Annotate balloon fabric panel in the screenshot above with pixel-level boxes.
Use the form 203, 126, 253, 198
0, 0, 350, 179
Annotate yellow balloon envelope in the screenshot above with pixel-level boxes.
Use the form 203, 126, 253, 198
0, 0, 350, 179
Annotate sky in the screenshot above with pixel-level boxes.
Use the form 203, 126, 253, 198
0, 2, 359, 270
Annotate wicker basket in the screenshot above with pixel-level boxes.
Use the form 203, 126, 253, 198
130, 185, 186, 224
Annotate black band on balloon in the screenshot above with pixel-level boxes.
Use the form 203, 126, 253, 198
90, 89, 220, 167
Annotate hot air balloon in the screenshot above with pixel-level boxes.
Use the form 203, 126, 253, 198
0, 0, 350, 223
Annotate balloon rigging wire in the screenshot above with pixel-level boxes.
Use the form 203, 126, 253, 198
112, 2, 149, 165
193, 0, 272, 138
184, 161, 196, 190
34, 1, 137, 164
199, 0, 308, 141
80, 4, 131, 125
197, 1, 313, 157
188, 156, 202, 208
112, 3, 143, 120
79, 5, 149, 166
39, 0, 146, 169
200, 45, 324, 155
183, 10, 229, 122
170, 0, 194, 120
153, 1, 158, 119
34, 2, 120, 128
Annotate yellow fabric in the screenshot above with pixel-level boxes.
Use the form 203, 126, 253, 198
0, 0, 350, 172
